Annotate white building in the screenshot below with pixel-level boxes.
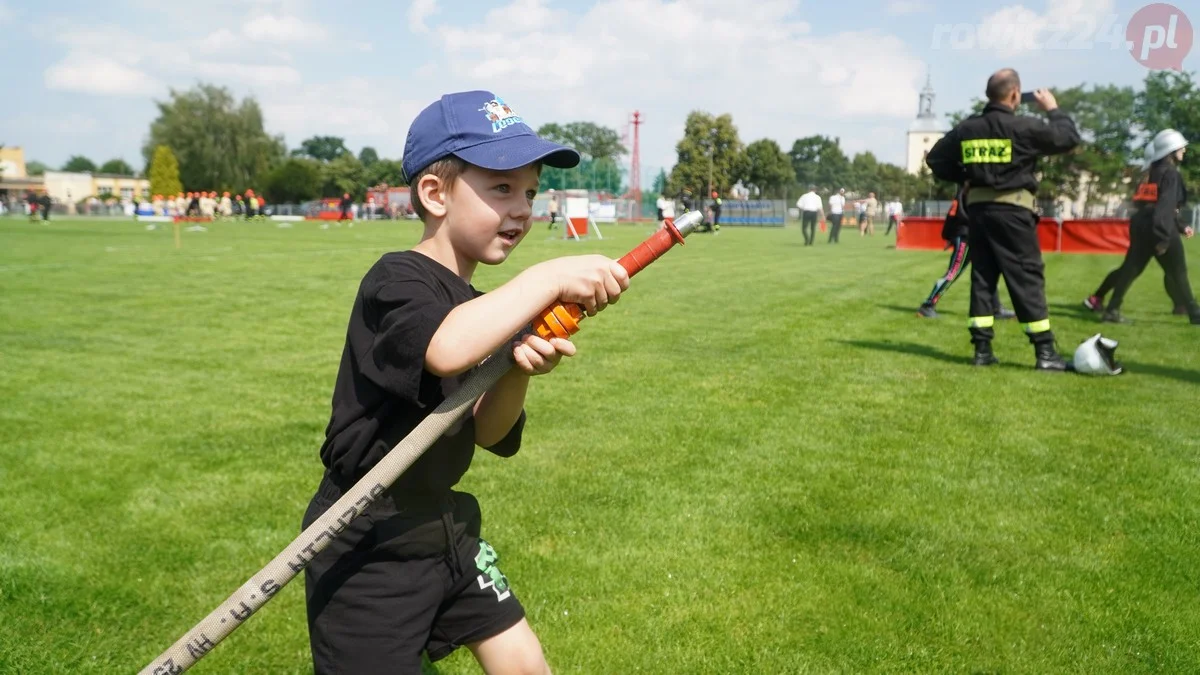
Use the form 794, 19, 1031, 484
43, 171, 95, 205
906, 74, 948, 175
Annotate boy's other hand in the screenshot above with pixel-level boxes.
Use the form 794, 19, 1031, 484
512, 334, 576, 375
537, 255, 630, 316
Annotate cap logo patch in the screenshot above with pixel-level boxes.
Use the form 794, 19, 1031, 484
479, 96, 524, 133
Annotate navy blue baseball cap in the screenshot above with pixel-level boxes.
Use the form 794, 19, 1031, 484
402, 90, 580, 183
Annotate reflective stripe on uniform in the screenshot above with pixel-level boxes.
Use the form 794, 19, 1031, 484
969, 316, 995, 328
961, 139, 1013, 164
1024, 319, 1051, 333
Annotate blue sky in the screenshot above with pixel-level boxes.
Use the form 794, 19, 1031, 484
1, 0, 1196, 188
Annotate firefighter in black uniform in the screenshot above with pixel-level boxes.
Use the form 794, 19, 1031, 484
1100, 129, 1198, 324
926, 69, 1080, 370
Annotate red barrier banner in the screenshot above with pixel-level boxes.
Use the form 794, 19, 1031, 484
896, 216, 1132, 255
1037, 217, 1060, 252
1061, 219, 1129, 254
895, 217, 945, 250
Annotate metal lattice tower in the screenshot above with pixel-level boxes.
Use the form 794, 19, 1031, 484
628, 111, 642, 204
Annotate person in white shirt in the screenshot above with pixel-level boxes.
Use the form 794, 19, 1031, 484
885, 198, 904, 235
827, 188, 846, 243
795, 185, 825, 246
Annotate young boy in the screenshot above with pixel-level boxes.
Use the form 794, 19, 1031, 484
302, 90, 630, 674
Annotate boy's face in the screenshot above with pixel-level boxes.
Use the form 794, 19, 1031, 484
444, 163, 539, 265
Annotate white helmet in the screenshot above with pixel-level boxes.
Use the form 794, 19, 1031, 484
1073, 333, 1123, 375
1143, 128, 1188, 168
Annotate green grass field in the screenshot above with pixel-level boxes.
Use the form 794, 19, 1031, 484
2, 216, 1199, 674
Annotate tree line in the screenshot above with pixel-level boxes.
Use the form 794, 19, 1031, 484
33, 70, 1198, 207
123, 84, 631, 204
669, 70, 1199, 208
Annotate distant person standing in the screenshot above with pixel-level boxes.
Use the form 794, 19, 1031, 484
655, 194, 667, 223
796, 185, 824, 246
827, 188, 846, 243
708, 190, 722, 233
246, 190, 260, 219
679, 187, 696, 214
885, 198, 903, 235
339, 192, 353, 221
547, 190, 560, 230
861, 192, 878, 235
40, 193, 51, 221
220, 191, 233, 218
659, 192, 676, 230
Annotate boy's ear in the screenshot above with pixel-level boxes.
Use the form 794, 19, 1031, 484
417, 174, 448, 218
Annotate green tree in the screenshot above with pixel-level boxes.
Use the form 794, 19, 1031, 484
293, 136, 351, 162
668, 111, 745, 196
358, 146, 380, 168
25, 161, 48, 176
536, 121, 626, 194
1137, 70, 1200, 195
142, 83, 286, 193
850, 151, 881, 193
148, 145, 183, 197
264, 158, 322, 203
536, 122, 625, 162
789, 136, 851, 193
99, 158, 135, 175
320, 153, 367, 199
743, 139, 794, 198
651, 169, 668, 196
62, 155, 97, 172
365, 159, 405, 188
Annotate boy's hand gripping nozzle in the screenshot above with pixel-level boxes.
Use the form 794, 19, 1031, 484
533, 210, 703, 340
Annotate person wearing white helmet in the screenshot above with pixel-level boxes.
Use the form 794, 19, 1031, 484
1100, 128, 1198, 324
1083, 139, 1189, 315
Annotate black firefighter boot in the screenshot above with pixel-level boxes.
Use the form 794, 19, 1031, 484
973, 340, 998, 367
1034, 341, 1069, 372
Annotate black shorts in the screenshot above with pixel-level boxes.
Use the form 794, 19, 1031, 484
303, 476, 525, 673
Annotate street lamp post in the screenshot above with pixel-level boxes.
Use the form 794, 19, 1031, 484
707, 127, 717, 196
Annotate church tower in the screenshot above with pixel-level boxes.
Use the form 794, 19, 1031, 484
906, 71, 948, 174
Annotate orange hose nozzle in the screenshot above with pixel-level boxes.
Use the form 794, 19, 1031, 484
531, 211, 701, 340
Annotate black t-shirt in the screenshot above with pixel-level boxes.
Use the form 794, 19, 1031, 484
319, 250, 525, 505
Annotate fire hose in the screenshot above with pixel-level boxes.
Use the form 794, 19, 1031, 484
139, 210, 703, 674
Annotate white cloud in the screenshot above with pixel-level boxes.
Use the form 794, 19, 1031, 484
43, 19, 304, 96
977, 0, 1116, 56
409, 0, 438, 34
44, 51, 160, 95
426, 0, 926, 169
887, 0, 932, 14
0, 1, 14, 26
242, 14, 326, 42
193, 62, 302, 87
261, 78, 423, 142
197, 28, 239, 52
7, 112, 100, 135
